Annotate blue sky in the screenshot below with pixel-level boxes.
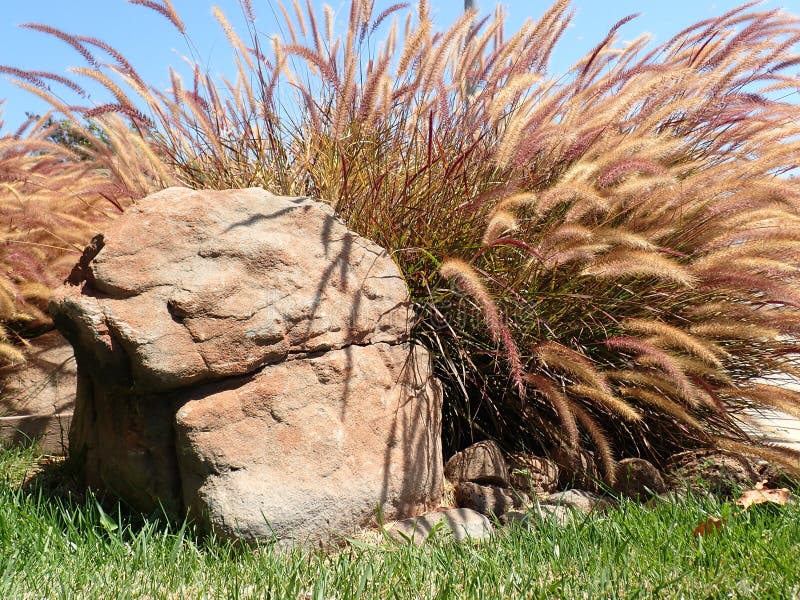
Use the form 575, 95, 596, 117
0, 0, 791, 130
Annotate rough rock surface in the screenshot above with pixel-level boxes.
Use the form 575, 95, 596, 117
503, 504, 572, 527
176, 343, 442, 544
386, 508, 493, 544
54, 188, 410, 393
544, 489, 610, 514
454, 481, 527, 517
444, 440, 509, 486
0, 330, 74, 454
750, 458, 798, 489
664, 449, 759, 497
613, 458, 666, 500
550, 447, 603, 492
51, 187, 443, 546
507, 452, 560, 494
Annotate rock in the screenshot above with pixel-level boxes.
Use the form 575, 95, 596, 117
176, 343, 442, 545
507, 452, 560, 494
0, 330, 75, 454
503, 504, 572, 527
52, 187, 410, 394
501, 509, 529, 527
454, 481, 527, 518
51, 187, 443, 546
444, 440, 509, 486
386, 508, 493, 544
502, 509, 534, 527
536, 503, 573, 526
550, 446, 603, 492
664, 449, 759, 497
751, 459, 798, 489
544, 489, 610, 514
613, 458, 666, 500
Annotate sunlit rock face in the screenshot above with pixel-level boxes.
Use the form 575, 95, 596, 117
51, 186, 443, 546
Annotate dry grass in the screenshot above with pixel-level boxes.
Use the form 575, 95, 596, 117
0, 107, 172, 368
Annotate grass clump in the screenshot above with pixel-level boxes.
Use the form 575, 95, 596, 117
2, 446, 800, 599
2, 0, 800, 477
0, 105, 172, 368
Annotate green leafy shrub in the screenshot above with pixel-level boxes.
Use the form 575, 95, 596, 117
4, 0, 800, 478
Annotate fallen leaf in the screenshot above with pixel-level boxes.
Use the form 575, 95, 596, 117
736, 487, 790, 510
693, 515, 726, 536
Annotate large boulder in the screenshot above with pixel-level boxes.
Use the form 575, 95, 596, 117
0, 330, 74, 454
175, 343, 441, 544
51, 187, 443, 545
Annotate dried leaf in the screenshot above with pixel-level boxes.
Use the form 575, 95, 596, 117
736, 487, 791, 510
693, 515, 726, 536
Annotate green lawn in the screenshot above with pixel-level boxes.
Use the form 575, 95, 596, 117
1, 446, 798, 599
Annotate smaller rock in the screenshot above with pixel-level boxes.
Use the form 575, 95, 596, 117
385, 508, 493, 545
454, 481, 527, 518
536, 503, 573, 526
613, 458, 667, 500
444, 440, 509, 485
665, 449, 759, 497
502, 509, 531, 527
750, 458, 799, 490
507, 452, 560, 494
503, 504, 572, 527
544, 489, 610, 514
0, 330, 75, 455
550, 446, 603, 492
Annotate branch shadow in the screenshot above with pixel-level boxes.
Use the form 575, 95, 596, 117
376, 344, 444, 518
